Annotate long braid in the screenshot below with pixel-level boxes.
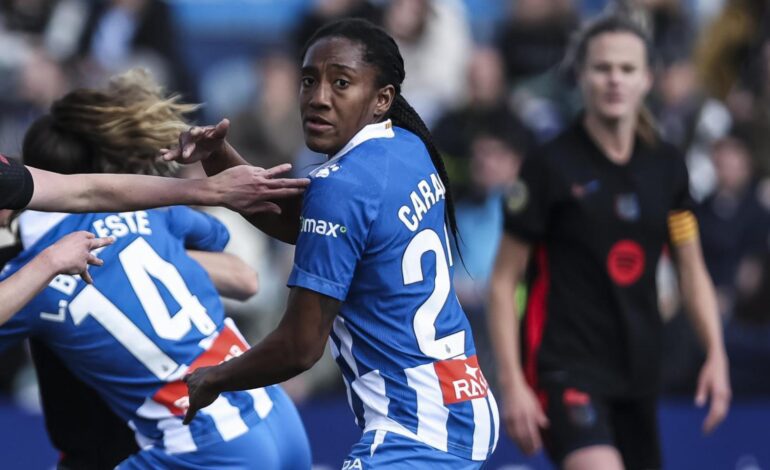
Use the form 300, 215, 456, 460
303, 19, 463, 249
388, 95, 461, 246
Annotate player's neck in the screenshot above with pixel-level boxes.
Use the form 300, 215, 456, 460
583, 113, 637, 165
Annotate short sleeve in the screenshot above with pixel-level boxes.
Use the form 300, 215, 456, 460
672, 155, 694, 212
502, 155, 551, 242
287, 176, 377, 301
0, 157, 34, 210
164, 206, 230, 252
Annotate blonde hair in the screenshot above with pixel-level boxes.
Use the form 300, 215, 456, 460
28, 69, 197, 176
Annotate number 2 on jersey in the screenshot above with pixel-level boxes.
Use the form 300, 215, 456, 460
402, 227, 465, 360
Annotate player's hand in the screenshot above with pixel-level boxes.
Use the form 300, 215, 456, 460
42, 231, 114, 284
160, 118, 230, 164
695, 351, 731, 434
502, 382, 549, 455
209, 164, 309, 215
183, 366, 221, 425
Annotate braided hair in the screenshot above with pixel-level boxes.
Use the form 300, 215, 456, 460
302, 18, 462, 248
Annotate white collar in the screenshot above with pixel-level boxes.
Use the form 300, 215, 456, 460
18, 211, 69, 249
310, 120, 395, 177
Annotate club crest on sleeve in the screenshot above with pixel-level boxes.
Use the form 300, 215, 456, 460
314, 163, 340, 179
505, 180, 529, 214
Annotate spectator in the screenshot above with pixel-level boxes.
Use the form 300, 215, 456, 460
383, 0, 472, 125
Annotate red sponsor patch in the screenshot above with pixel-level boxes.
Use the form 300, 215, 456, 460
563, 388, 591, 407
434, 355, 489, 405
606, 239, 645, 286
153, 325, 248, 416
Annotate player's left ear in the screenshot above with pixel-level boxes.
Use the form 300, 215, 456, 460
373, 84, 396, 120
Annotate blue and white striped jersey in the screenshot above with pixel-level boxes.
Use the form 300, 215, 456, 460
288, 120, 500, 461
0, 207, 275, 454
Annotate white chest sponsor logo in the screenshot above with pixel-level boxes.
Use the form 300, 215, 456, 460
299, 217, 347, 237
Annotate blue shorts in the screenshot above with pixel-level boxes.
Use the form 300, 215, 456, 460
343, 430, 486, 470
119, 386, 310, 469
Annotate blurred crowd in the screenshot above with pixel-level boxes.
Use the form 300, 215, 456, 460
1, 0, 770, 406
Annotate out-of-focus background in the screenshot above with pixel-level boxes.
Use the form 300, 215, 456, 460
0, 0, 769, 468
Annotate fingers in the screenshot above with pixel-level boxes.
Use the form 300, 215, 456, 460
81, 268, 93, 285
89, 236, 115, 250
183, 142, 197, 160
702, 386, 731, 434
261, 163, 294, 178
262, 177, 311, 189
182, 405, 198, 426
213, 118, 230, 138
695, 370, 708, 407
258, 187, 307, 200
87, 253, 104, 267
160, 148, 180, 162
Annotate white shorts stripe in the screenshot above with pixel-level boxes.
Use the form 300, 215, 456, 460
405, 363, 448, 452
370, 430, 387, 457
246, 388, 274, 419
202, 396, 249, 442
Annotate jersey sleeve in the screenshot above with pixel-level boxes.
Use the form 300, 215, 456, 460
502, 154, 552, 242
287, 175, 378, 301
164, 206, 230, 252
0, 157, 34, 210
668, 156, 698, 246
672, 155, 694, 212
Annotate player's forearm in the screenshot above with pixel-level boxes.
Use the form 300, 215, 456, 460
489, 275, 527, 390
202, 141, 249, 177
678, 244, 725, 358
0, 252, 57, 326
206, 328, 322, 393
29, 169, 218, 212
187, 251, 258, 301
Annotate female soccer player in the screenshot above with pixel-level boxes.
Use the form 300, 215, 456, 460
487, 15, 730, 470
4, 69, 311, 470
0, 113, 307, 326
176, 19, 499, 469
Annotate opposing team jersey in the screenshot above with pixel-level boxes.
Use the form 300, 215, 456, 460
0, 155, 33, 210
287, 120, 499, 461
0, 207, 275, 454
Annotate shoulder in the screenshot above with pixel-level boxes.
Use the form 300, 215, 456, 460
644, 137, 687, 173
526, 124, 583, 173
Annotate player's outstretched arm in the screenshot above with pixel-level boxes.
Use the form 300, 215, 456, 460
488, 233, 549, 455
0, 232, 113, 326
187, 251, 259, 301
25, 165, 307, 216
672, 229, 731, 434
161, 119, 305, 244
183, 287, 338, 424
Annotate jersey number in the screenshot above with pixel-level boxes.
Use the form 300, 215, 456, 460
402, 227, 464, 360
69, 238, 216, 380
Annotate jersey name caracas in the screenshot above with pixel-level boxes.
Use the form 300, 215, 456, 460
398, 173, 446, 231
